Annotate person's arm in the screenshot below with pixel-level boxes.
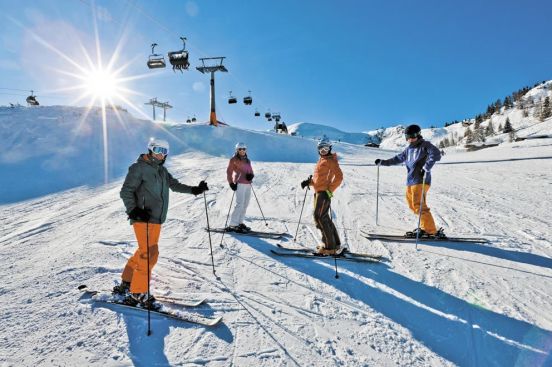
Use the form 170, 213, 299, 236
423, 142, 441, 171
167, 172, 193, 194
381, 149, 407, 166
329, 159, 343, 193
120, 164, 142, 213
226, 159, 235, 184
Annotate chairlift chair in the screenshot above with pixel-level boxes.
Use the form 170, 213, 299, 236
147, 43, 166, 69
254, 110, 260, 117
265, 112, 271, 118
243, 90, 253, 105
228, 91, 237, 104
268, 117, 272, 122
191, 116, 197, 122
186, 118, 191, 123
26, 90, 39, 106
168, 37, 190, 72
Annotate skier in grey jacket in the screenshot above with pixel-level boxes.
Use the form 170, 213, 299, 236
114, 138, 208, 307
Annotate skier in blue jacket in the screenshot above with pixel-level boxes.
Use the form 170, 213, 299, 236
375, 124, 446, 238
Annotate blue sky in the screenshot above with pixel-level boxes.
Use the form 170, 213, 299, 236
1, 0, 551, 132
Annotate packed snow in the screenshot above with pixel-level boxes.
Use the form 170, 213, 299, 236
1, 97, 552, 366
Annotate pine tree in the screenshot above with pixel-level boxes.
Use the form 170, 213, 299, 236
439, 140, 445, 149
464, 127, 474, 144
509, 130, 516, 142
485, 120, 494, 136
498, 123, 503, 132
542, 97, 552, 121
503, 117, 513, 133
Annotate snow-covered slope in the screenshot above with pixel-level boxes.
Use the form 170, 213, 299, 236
1, 102, 552, 366
0, 106, 318, 203
288, 122, 378, 145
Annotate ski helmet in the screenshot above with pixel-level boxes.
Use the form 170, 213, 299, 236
404, 124, 422, 140
235, 142, 247, 150
317, 136, 332, 150
147, 138, 169, 155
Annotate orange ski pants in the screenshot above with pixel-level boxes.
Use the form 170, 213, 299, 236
406, 184, 437, 235
121, 222, 162, 293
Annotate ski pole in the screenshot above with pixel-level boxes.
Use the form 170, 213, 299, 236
219, 190, 236, 249
376, 163, 380, 225
203, 192, 219, 279
294, 175, 312, 242
250, 184, 268, 227
146, 221, 151, 336
415, 174, 427, 251
333, 256, 339, 279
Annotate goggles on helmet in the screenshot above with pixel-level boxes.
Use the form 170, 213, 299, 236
151, 146, 168, 155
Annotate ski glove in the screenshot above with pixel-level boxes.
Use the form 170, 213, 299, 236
300, 178, 311, 189
128, 207, 151, 222
229, 182, 238, 191
245, 173, 254, 182
191, 180, 209, 195
375, 159, 382, 165
325, 190, 333, 199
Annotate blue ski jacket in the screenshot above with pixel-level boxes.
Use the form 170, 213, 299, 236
380, 139, 441, 186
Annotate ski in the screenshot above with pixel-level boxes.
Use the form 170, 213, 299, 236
361, 232, 489, 243
271, 246, 381, 263
77, 285, 207, 307
78, 286, 221, 327
206, 228, 291, 239
276, 243, 383, 260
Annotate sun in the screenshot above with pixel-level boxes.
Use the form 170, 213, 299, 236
83, 68, 119, 101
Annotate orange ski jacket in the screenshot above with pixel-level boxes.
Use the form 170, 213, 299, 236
310, 153, 343, 193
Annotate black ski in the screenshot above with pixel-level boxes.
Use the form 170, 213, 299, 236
361, 232, 489, 243
271, 245, 382, 263
78, 286, 221, 326
206, 228, 291, 239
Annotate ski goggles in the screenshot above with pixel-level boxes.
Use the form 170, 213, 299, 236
237, 148, 247, 151
405, 133, 419, 140
151, 146, 168, 155
318, 147, 330, 154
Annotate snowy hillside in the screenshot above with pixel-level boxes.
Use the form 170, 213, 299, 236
288, 122, 379, 145
0, 106, 318, 203
1, 102, 552, 366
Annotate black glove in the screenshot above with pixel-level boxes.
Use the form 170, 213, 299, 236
420, 168, 426, 178
128, 207, 150, 222
245, 173, 254, 182
229, 182, 238, 191
191, 180, 209, 195
375, 159, 382, 165
300, 178, 311, 189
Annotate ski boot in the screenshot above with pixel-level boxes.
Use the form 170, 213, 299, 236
238, 223, 251, 233
433, 227, 447, 239
405, 228, 431, 239
112, 281, 130, 295
124, 293, 160, 310
226, 225, 247, 233
315, 245, 344, 256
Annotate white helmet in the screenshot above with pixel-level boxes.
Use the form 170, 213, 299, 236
235, 142, 247, 150
147, 138, 169, 155
317, 136, 331, 149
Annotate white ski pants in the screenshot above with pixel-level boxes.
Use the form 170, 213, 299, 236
229, 183, 252, 226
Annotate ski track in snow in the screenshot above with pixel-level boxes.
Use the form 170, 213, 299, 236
2, 135, 552, 365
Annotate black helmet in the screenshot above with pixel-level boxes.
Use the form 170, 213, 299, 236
404, 124, 422, 140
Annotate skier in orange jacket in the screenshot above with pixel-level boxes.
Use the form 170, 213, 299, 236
301, 137, 343, 255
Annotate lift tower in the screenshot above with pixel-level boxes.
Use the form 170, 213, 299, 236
196, 57, 228, 126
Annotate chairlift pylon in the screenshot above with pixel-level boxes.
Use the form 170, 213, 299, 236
26, 90, 39, 106
243, 90, 253, 105
168, 37, 190, 72
147, 43, 166, 69
228, 91, 237, 104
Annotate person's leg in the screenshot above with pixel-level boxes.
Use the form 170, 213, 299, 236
313, 192, 340, 249
129, 222, 162, 294
238, 184, 252, 225
410, 184, 437, 234
229, 185, 246, 227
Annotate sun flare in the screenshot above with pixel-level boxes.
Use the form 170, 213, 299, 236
83, 68, 119, 100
